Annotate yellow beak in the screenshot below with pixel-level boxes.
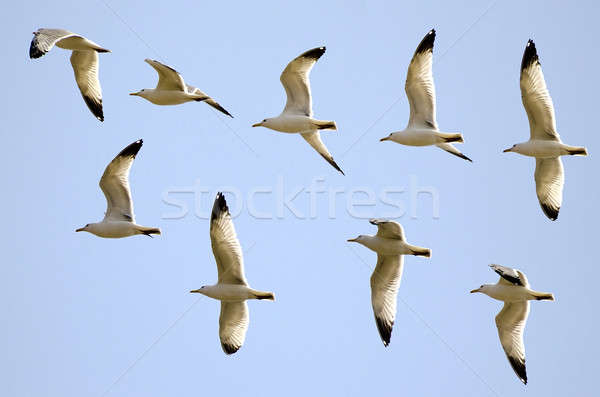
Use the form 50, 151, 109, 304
252, 122, 261, 127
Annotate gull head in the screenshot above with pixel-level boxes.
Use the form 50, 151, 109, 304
129, 89, 146, 97
75, 223, 90, 233
252, 118, 269, 128
503, 144, 517, 153
347, 235, 365, 243
470, 284, 490, 294
190, 286, 207, 294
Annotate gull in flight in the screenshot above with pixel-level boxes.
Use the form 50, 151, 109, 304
503, 40, 587, 220
29, 28, 110, 121
380, 29, 471, 162
348, 219, 431, 346
471, 264, 555, 385
76, 139, 161, 238
252, 47, 344, 174
191, 193, 274, 355
130, 59, 233, 117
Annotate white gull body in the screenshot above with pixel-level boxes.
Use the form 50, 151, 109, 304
380, 29, 471, 161
503, 40, 587, 220
76, 140, 161, 238
348, 219, 431, 346
252, 47, 343, 174
29, 28, 109, 121
471, 264, 554, 385
190, 193, 274, 355
130, 59, 232, 117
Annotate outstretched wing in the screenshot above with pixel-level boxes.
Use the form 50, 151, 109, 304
29, 28, 76, 58
405, 29, 437, 129
186, 84, 233, 117
280, 47, 326, 117
534, 157, 564, 221
300, 131, 344, 175
144, 59, 186, 91
520, 40, 559, 141
370, 219, 405, 240
100, 140, 142, 222
371, 254, 403, 346
490, 264, 529, 287
70, 50, 103, 121
219, 301, 249, 355
210, 193, 247, 285
495, 301, 530, 384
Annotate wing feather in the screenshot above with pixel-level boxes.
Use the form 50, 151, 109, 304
145, 59, 186, 91
405, 30, 437, 129
186, 84, 233, 117
29, 28, 76, 58
369, 219, 405, 240
70, 50, 103, 121
490, 264, 529, 287
495, 302, 530, 384
210, 193, 247, 285
219, 302, 249, 355
534, 158, 564, 221
370, 254, 403, 346
520, 40, 559, 141
100, 140, 142, 222
300, 131, 344, 175
280, 47, 325, 117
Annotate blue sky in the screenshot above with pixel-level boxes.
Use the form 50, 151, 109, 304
3, 0, 599, 396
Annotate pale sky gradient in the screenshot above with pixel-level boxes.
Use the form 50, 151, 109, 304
3, 1, 599, 396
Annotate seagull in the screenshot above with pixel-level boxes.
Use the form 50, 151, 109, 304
191, 193, 274, 355
252, 47, 344, 174
348, 219, 431, 346
76, 139, 161, 238
29, 28, 110, 121
380, 29, 471, 162
471, 264, 555, 385
503, 40, 588, 220
130, 59, 233, 117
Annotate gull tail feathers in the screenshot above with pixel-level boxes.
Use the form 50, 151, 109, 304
253, 291, 275, 301
438, 132, 463, 143
137, 226, 161, 237
410, 246, 431, 258
313, 120, 337, 130
567, 147, 588, 156
531, 291, 555, 301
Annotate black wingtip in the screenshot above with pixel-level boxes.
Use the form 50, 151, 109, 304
221, 343, 240, 355
212, 192, 229, 221
414, 29, 436, 55
375, 317, 393, 347
508, 356, 527, 385
300, 46, 326, 61
540, 202, 559, 221
521, 39, 539, 72
29, 43, 44, 59
82, 96, 104, 122
443, 148, 472, 162
118, 139, 143, 158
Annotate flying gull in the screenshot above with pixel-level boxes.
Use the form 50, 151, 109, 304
471, 264, 555, 384
380, 29, 471, 161
191, 193, 275, 355
76, 139, 161, 238
503, 40, 587, 220
252, 47, 344, 174
29, 28, 110, 121
348, 219, 431, 346
130, 59, 233, 117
